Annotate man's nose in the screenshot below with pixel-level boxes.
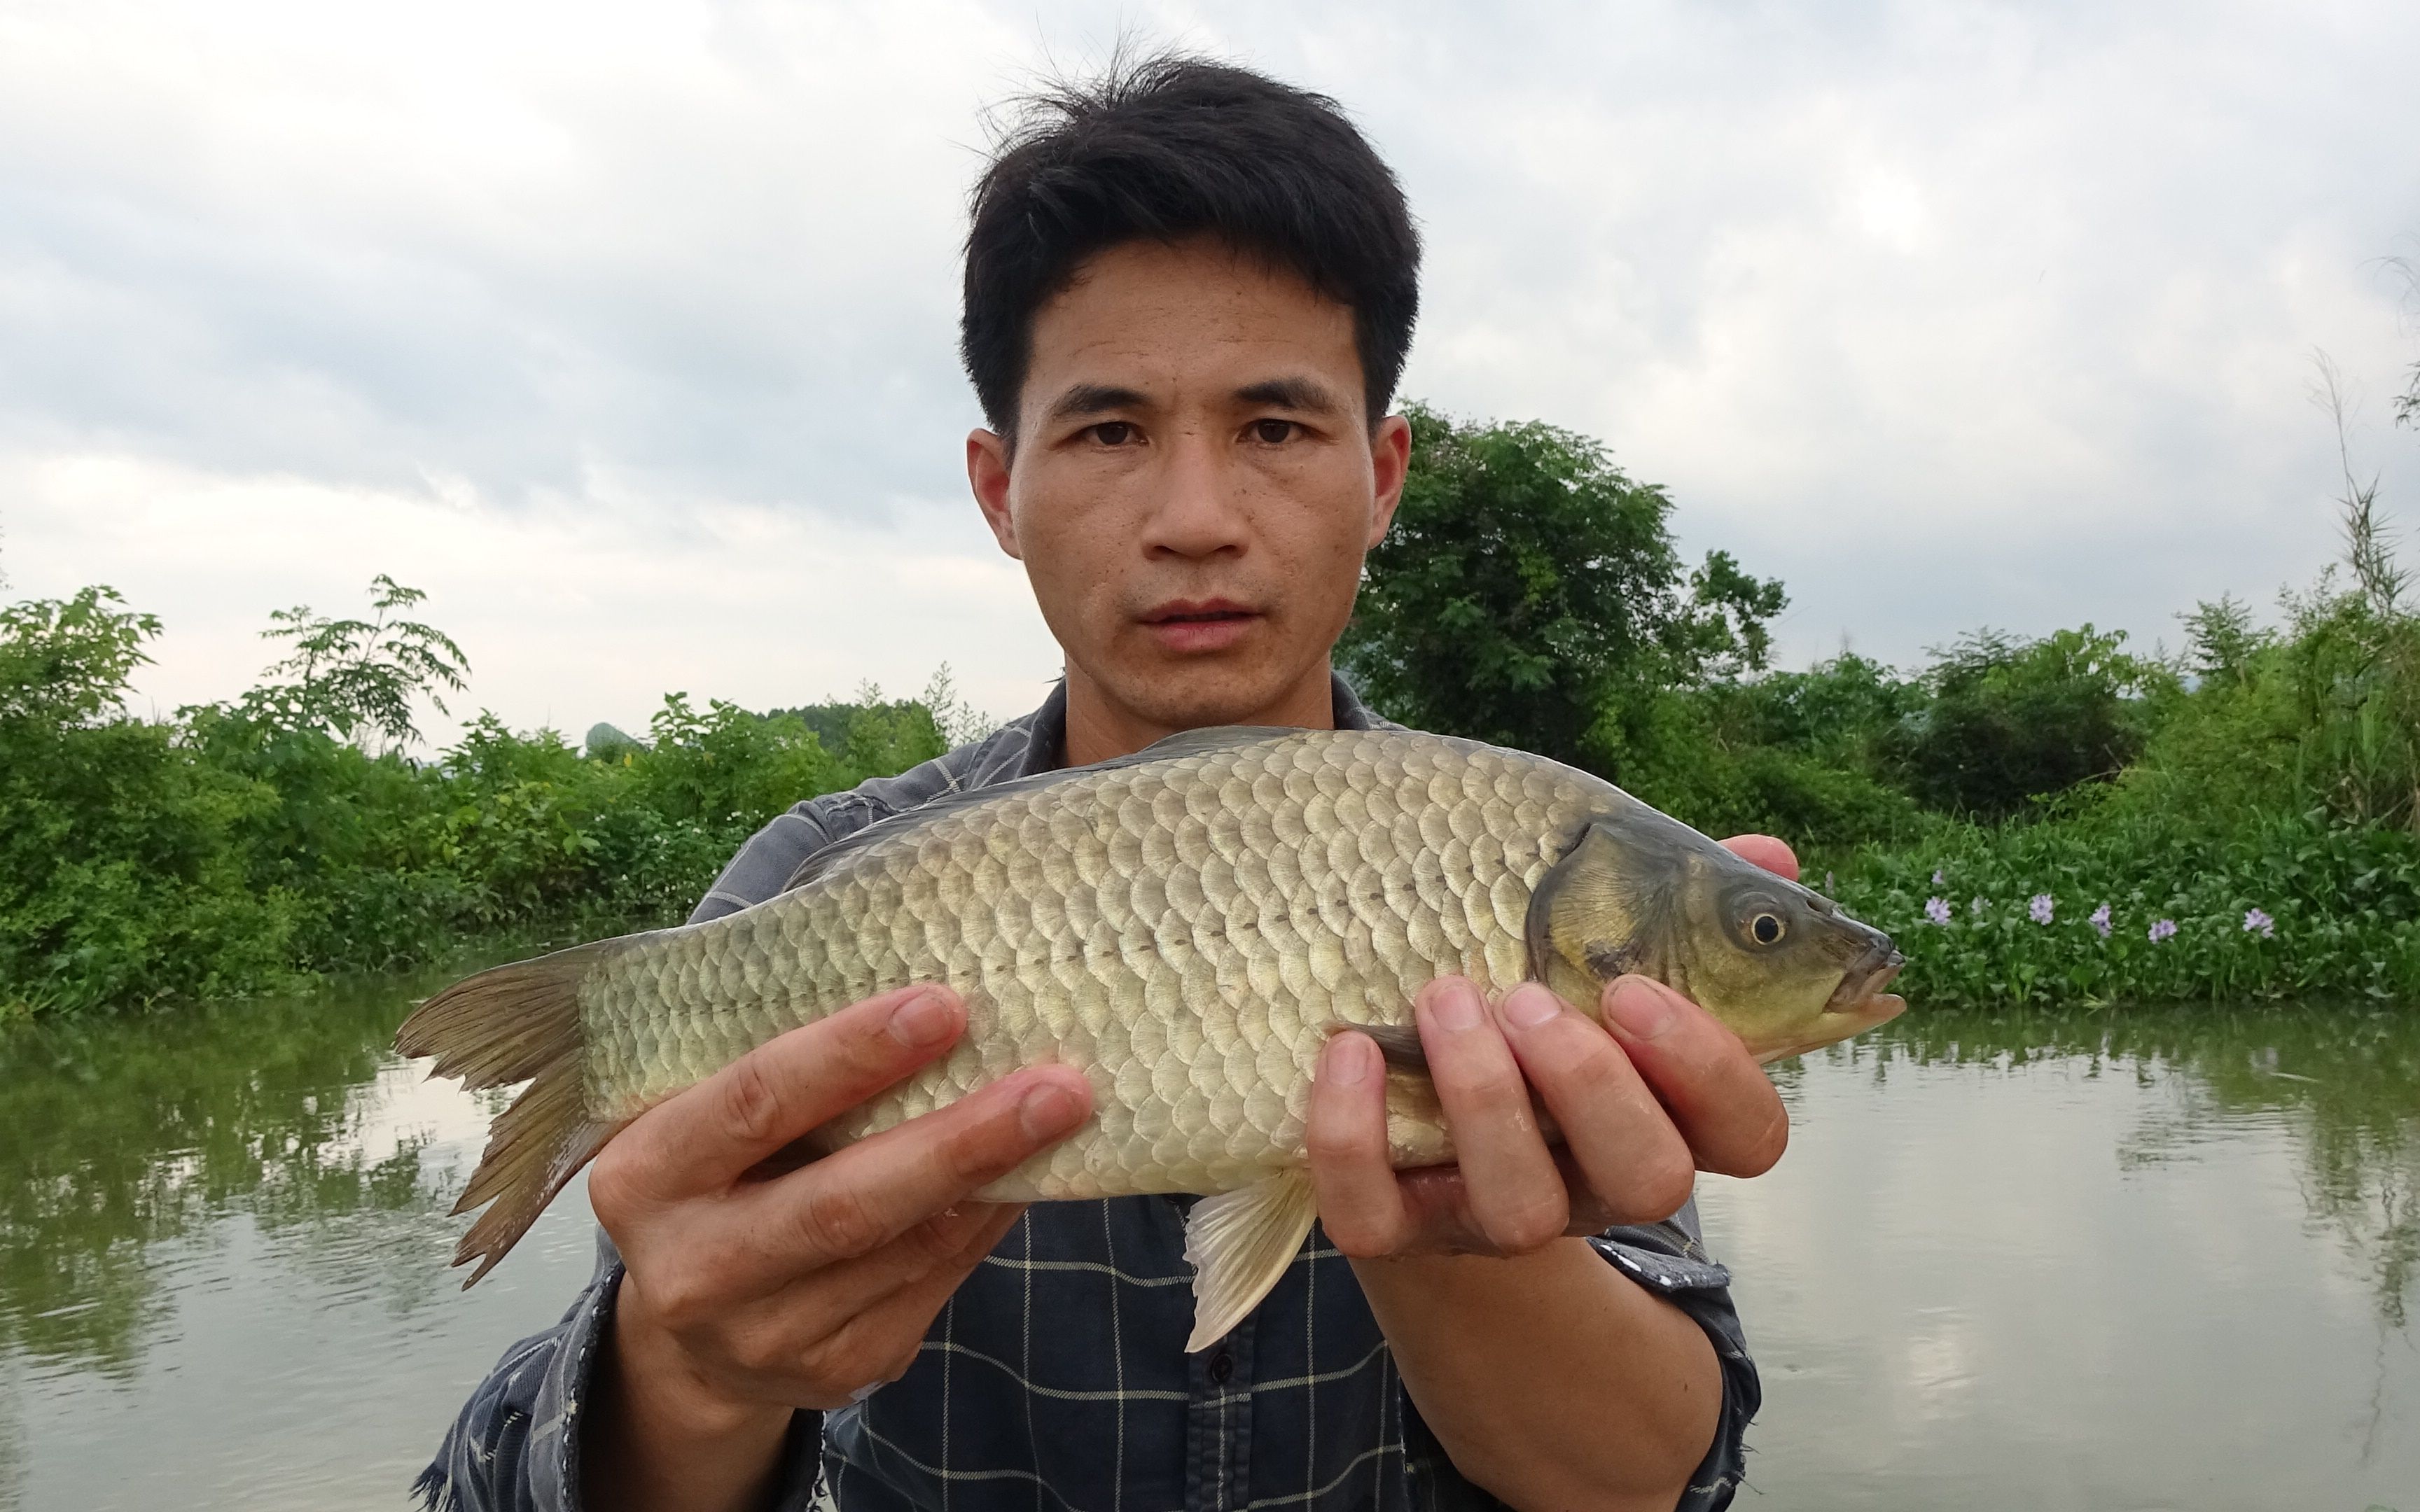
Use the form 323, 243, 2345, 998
1142, 428, 1249, 559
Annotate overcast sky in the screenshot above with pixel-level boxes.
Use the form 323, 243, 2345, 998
4, 0, 2417, 743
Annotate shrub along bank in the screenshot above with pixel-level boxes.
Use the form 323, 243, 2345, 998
0, 580, 967, 1016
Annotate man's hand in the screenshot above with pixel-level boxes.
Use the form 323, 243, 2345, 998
1307, 832, 1796, 1259
584, 985, 1092, 1512
1305, 834, 1796, 1510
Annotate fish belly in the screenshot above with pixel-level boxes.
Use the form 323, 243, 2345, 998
576, 730, 1609, 1199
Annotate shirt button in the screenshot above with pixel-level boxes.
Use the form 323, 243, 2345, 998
1207, 1352, 1234, 1385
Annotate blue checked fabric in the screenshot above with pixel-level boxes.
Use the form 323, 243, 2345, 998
416, 676, 1759, 1512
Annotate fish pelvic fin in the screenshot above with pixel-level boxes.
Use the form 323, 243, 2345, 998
1181, 1170, 1319, 1352
1326, 1018, 1429, 1075
394, 940, 627, 1286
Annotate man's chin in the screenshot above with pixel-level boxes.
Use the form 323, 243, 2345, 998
1094, 657, 1307, 734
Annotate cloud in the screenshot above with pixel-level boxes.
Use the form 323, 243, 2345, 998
2, 0, 2416, 734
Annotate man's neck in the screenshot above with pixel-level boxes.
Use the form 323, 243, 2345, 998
1059, 660, 1337, 768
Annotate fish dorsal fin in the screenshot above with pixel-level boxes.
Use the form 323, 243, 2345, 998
1180, 1170, 1319, 1352
784, 726, 1309, 893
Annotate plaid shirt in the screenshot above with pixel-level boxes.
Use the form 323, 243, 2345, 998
417, 676, 1759, 1512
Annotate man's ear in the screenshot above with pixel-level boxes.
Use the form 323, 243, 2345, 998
966, 428, 1022, 560
1367, 412, 1412, 547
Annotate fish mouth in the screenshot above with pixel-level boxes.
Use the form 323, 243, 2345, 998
1824, 944, 1906, 1016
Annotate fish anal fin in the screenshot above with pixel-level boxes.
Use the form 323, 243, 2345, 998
1327, 1019, 1428, 1074
1180, 1170, 1318, 1352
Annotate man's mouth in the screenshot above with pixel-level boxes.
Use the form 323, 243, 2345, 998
1140, 598, 1261, 653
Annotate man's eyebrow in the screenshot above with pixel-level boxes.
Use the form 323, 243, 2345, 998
1235, 377, 1344, 414
1043, 383, 1150, 424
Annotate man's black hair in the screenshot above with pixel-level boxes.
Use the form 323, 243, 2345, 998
962, 55, 1421, 435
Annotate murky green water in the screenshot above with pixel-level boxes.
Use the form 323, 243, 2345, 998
1, 976, 2414, 1510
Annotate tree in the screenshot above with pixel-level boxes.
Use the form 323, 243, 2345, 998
1336, 405, 1784, 774
1880, 626, 2160, 819
0, 587, 160, 728
241, 575, 471, 750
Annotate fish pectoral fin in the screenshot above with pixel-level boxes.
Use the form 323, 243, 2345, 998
1328, 1019, 1429, 1074
1180, 1170, 1319, 1352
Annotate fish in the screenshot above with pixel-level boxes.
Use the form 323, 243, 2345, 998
398, 724, 1906, 1349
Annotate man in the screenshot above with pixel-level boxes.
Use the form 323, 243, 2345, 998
422, 57, 1792, 1512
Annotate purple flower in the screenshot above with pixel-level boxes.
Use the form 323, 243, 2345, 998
1924, 896, 1951, 925
2089, 903, 2111, 939
1931, 868, 1946, 887
2243, 907, 2274, 939
1970, 896, 1988, 918
2029, 893, 2054, 925
2148, 918, 2178, 944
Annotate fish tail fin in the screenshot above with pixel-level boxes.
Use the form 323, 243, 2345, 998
395, 941, 625, 1286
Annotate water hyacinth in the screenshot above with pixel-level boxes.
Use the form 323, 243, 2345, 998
1970, 896, 1988, 918
1931, 869, 1945, 887
2029, 893, 2054, 925
2089, 903, 2112, 939
1924, 897, 1952, 925
2243, 907, 2275, 939
2148, 918, 2178, 944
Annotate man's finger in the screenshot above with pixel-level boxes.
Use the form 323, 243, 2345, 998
1599, 974, 1789, 1179
1417, 978, 1569, 1254
746, 1200, 1029, 1352
1305, 1030, 1411, 1256
614, 985, 968, 1200
1493, 982, 1699, 1225
1720, 833, 1799, 882
741, 1064, 1092, 1270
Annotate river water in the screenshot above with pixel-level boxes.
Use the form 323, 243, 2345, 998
1, 969, 2414, 1510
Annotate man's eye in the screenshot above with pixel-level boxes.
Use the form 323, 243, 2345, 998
1251, 419, 1297, 444
1090, 421, 1136, 446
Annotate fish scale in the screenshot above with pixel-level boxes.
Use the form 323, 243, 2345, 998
576, 729, 1595, 1198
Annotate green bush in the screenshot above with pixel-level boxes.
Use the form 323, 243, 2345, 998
1877, 626, 2166, 820
0, 580, 953, 1016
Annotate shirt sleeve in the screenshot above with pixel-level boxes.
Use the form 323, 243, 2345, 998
1587, 1197, 1759, 1510
412, 1233, 625, 1512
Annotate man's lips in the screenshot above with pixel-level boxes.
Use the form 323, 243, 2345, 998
1139, 598, 1261, 654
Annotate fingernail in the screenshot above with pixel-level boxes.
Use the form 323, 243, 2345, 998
1604, 976, 1677, 1040
1323, 1032, 1375, 1087
889, 988, 959, 1048
1424, 979, 1485, 1032
1500, 983, 1563, 1030
1017, 1079, 1085, 1140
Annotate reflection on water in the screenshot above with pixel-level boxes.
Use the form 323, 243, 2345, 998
0, 962, 601, 1511
1709, 1001, 2419, 1511
0, 981, 2414, 1510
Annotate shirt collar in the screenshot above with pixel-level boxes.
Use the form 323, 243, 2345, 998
1013, 669, 1388, 778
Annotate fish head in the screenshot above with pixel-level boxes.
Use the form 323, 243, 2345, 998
1527, 809, 1906, 1064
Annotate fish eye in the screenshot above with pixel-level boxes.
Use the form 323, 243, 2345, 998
1750, 913, 1786, 946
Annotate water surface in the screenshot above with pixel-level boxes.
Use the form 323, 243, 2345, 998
1, 982, 2413, 1509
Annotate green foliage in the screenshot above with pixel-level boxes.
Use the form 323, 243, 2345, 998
242, 574, 471, 749
1835, 804, 2420, 1007
1337, 405, 1785, 774
1878, 625, 2165, 820
0, 579, 957, 1016
1620, 652, 1928, 849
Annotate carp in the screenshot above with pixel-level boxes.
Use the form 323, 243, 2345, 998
399, 725, 1905, 1349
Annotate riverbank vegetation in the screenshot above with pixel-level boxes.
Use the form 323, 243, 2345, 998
3, 400, 2415, 1016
